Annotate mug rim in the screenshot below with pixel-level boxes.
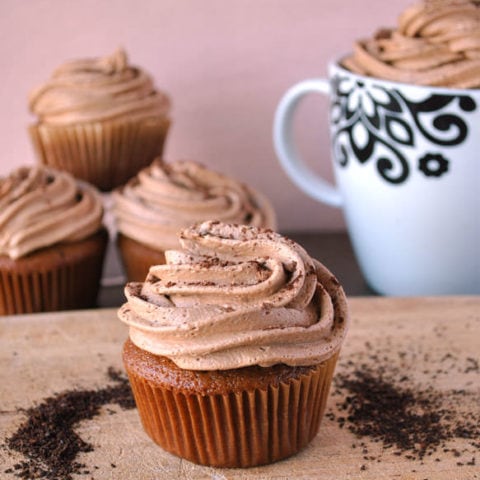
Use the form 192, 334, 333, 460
329, 57, 480, 95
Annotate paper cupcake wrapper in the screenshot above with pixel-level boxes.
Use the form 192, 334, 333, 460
29, 116, 170, 191
126, 351, 339, 468
0, 229, 108, 315
117, 234, 166, 282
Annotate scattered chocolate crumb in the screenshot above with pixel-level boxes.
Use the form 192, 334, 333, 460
329, 341, 480, 467
465, 357, 479, 373
4, 368, 135, 480
334, 369, 447, 459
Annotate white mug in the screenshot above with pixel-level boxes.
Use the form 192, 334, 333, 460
274, 61, 480, 296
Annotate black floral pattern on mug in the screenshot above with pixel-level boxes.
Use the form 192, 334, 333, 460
418, 153, 449, 177
330, 76, 477, 185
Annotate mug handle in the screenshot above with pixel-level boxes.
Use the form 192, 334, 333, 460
273, 79, 343, 208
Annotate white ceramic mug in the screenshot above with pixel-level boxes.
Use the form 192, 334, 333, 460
274, 61, 480, 296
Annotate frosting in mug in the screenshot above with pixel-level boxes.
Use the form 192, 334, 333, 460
343, 0, 480, 88
29, 48, 171, 124
112, 160, 277, 251
0, 166, 103, 259
118, 221, 348, 370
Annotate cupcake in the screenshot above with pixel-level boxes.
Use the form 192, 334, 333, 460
342, 0, 480, 88
0, 166, 108, 315
28, 48, 171, 191
112, 159, 277, 281
119, 221, 349, 467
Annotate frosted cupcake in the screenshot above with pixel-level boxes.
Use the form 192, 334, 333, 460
119, 221, 349, 467
112, 159, 277, 281
0, 166, 108, 315
342, 0, 480, 88
28, 48, 171, 191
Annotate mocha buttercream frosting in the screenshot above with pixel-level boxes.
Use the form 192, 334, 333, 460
118, 221, 348, 370
29, 48, 171, 124
112, 159, 277, 251
343, 0, 480, 88
0, 166, 103, 259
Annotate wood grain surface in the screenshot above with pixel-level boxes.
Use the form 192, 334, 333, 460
1, 296, 479, 480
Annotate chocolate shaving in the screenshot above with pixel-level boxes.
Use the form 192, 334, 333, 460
328, 343, 480, 469
4, 368, 135, 480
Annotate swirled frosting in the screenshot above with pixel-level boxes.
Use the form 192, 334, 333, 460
0, 166, 103, 259
118, 221, 349, 370
343, 0, 480, 88
112, 159, 277, 251
29, 48, 171, 124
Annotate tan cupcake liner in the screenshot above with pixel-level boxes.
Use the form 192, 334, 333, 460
0, 229, 108, 315
117, 233, 166, 282
126, 350, 339, 468
29, 116, 170, 191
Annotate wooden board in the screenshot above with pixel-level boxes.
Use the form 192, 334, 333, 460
1, 296, 479, 479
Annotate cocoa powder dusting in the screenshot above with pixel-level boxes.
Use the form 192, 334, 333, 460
3, 368, 135, 480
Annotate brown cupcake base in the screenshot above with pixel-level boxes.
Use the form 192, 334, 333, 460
117, 234, 166, 282
123, 338, 339, 468
29, 117, 170, 191
0, 228, 108, 315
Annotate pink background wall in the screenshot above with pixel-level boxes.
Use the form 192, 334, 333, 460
0, 0, 412, 232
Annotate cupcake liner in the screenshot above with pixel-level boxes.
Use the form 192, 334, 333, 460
117, 234, 166, 282
0, 229, 108, 315
124, 342, 339, 468
29, 117, 170, 191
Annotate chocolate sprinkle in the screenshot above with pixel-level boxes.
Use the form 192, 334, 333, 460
4, 368, 135, 480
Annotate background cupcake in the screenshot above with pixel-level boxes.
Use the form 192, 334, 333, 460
119, 221, 349, 467
0, 165, 108, 315
112, 158, 277, 281
28, 48, 171, 191
342, 0, 480, 88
